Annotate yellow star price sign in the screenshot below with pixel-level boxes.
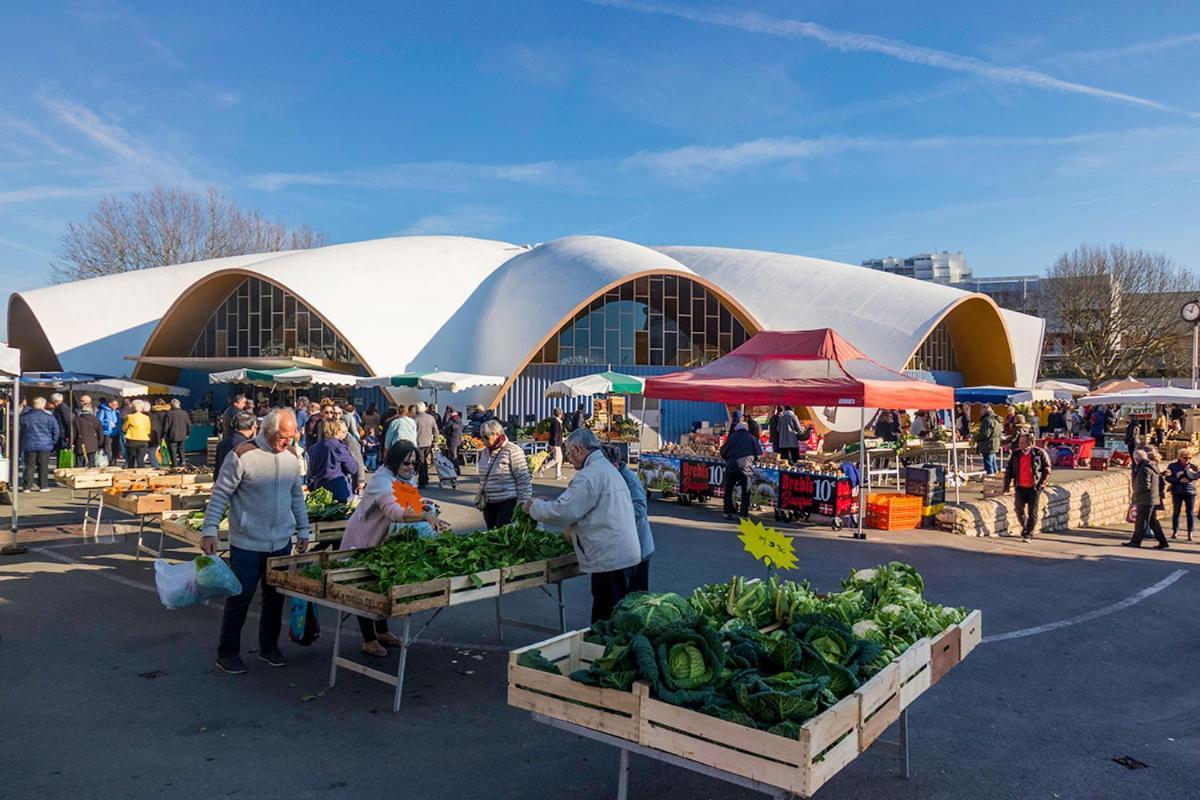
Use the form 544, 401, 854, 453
737, 518, 799, 571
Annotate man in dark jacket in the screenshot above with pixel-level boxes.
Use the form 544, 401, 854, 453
720, 416, 762, 520
569, 404, 587, 433
165, 398, 192, 467
441, 409, 464, 476
215, 412, 257, 480
1123, 449, 1169, 549
50, 392, 73, 454
20, 397, 61, 492
74, 402, 104, 467
1003, 433, 1051, 542
975, 406, 1003, 475
221, 394, 248, 439
541, 408, 566, 480
768, 406, 782, 453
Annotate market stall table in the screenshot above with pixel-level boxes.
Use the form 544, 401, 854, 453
270, 549, 582, 712
1038, 436, 1096, 467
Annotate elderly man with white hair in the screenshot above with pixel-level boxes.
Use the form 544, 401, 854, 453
413, 401, 439, 488
201, 409, 311, 674
165, 397, 192, 467
522, 427, 642, 622
19, 396, 60, 491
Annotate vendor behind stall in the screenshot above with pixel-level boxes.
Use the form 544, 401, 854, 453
721, 414, 761, 521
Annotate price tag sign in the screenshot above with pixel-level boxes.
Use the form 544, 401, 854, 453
737, 518, 798, 570
681, 459, 712, 494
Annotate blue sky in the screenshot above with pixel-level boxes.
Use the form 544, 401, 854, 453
3, 1, 1199, 333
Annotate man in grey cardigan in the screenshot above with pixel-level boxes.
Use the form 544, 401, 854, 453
201, 409, 310, 674
524, 428, 641, 622
413, 402, 439, 488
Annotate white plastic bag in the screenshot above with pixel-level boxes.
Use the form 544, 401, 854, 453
154, 559, 202, 609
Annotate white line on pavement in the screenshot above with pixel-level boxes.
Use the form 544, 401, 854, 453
983, 568, 1188, 643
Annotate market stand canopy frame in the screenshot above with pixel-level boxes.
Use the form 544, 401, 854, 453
6, 235, 1042, 429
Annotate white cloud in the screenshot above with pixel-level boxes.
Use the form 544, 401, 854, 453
590, 0, 1200, 119
214, 91, 241, 108
1046, 32, 1200, 65
244, 160, 579, 193
400, 206, 512, 236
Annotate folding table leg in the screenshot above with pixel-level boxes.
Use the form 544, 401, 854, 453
393, 615, 412, 713
495, 595, 504, 642
616, 747, 629, 800
899, 708, 910, 779
328, 611, 344, 688
556, 581, 566, 633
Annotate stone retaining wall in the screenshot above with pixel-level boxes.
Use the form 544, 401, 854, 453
936, 472, 1130, 537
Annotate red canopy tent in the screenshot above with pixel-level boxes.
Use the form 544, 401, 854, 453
643, 329, 956, 539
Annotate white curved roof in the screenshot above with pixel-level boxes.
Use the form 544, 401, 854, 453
186, 236, 527, 375
10, 251, 288, 375
9, 236, 523, 376
657, 245, 978, 371
407, 235, 699, 382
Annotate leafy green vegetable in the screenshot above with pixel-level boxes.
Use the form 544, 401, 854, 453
516, 649, 561, 675
614, 592, 698, 638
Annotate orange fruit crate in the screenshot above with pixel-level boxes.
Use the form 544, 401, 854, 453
865, 493, 924, 530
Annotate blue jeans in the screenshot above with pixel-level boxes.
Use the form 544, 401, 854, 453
982, 452, 999, 475
218, 543, 292, 658
365, 453, 378, 471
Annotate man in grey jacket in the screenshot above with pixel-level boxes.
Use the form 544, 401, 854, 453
524, 428, 641, 622
201, 409, 310, 674
413, 402, 439, 488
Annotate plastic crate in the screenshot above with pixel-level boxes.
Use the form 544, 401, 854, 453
865, 493, 924, 530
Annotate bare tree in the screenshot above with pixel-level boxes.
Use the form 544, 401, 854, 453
1041, 244, 1198, 386
53, 185, 326, 282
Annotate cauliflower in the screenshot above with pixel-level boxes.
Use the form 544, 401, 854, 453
852, 568, 877, 583
880, 604, 903, 616
852, 620, 879, 637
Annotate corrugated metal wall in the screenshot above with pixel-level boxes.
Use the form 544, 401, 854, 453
496, 364, 728, 443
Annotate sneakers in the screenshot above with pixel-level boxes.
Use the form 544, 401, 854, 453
39, 487, 51, 492
1120, 542, 1141, 549
215, 655, 248, 674
258, 650, 288, 667
1021, 535, 1032, 542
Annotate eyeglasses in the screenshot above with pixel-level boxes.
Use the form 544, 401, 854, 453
401, 459, 418, 467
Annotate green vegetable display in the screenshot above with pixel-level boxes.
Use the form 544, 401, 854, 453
305, 487, 355, 521
550, 563, 969, 739
341, 506, 573, 591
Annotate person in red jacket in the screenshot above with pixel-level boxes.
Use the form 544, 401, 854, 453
1004, 433, 1051, 542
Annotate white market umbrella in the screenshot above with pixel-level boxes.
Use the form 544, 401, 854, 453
211, 367, 357, 387
75, 378, 190, 398
357, 371, 506, 393
0, 345, 19, 378
1079, 387, 1200, 406
1035, 379, 1090, 396
545, 371, 646, 398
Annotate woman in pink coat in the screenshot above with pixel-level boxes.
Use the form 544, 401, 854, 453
342, 440, 447, 656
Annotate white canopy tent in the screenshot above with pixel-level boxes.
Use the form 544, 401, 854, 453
1079, 387, 1200, 406
1035, 379, 1090, 396
2, 345, 22, 554
74, 378, 191, 398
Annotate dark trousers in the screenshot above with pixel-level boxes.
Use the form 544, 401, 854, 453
483, 498, 517, 529
779, 447, 799, 463
1171, 492, 1195, 535
417, 446, 431, 487
102, 435, 119, 463
218, 543, 292, 658
1093, 433, 1105, 448
1130, 504, 1169, 547
591, 566, 636, 623
75, 451, 96, 468
126, 442, 148, 468
1014, 486, 1040, 538
445, 442, 462, 475
168, 441, 186, 467
629, 558, 650, 593
357, 616, 390, 642
723, 465, 750, 517
22, 450, 51, 490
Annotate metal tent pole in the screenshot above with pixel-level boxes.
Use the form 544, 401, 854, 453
4, 375, 24, 555
857, 406, 867, 540
950, 406, 961, 505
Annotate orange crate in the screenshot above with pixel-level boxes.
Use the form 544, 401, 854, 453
865, 493, 923, 530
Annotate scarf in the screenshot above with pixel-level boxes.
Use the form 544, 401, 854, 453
487, 433, 508, 453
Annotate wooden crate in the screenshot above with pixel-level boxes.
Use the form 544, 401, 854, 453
310, 518, 350, 542
65, 472, 116, 490
508, 629, 859, 798
897, 637, 932, 709
321, 554, 580, 617
110, 492, 173, 515
930, 624, 963, 685
266, 550, 334, 598
854, 661, 901, 750
957, 610, 983, 660
159, 510, 227, 552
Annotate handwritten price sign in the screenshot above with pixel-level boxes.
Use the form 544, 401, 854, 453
736, 518, 798, 570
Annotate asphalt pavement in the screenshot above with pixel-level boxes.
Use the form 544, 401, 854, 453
1, 476, 1197, 800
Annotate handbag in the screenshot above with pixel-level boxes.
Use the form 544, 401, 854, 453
1126, 504, 1138, 524
475, 449, 501, 510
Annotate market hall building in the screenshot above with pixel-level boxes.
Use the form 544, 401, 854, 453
6, 235, 1044, 440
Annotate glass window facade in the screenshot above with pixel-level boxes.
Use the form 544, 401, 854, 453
906, 319, 958, 373
529, 275, 750, 367
190, 277, 356, 364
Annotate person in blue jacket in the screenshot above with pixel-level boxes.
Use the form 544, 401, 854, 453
96, 398, 122, 464
20, 396, 61, 491
602, 445, 655, 592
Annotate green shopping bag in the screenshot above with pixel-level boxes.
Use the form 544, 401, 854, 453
57, 449, 75, 469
